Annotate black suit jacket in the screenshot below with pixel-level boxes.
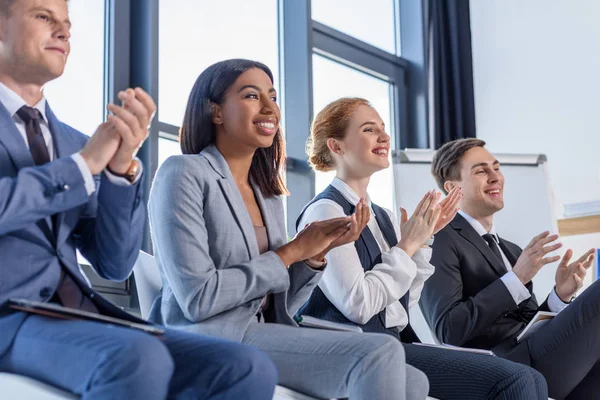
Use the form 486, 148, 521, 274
420, 214, 549, 357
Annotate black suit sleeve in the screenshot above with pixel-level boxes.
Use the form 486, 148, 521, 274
420, 229, 518, 346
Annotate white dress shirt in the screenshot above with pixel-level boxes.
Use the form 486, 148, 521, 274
0, 82, 141, 194
458, 210, 568, 313
298, 177, 435, 330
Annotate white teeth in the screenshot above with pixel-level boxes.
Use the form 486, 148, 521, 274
373, 149, 388, 155
486, 190, 500, 194
256, 122, 275, 129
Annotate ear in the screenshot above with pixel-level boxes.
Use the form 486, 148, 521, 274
326, 138, 343, 155
443, 181, 458, 194
210, 102, 223, 125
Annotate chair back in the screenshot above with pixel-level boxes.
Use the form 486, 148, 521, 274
133, 251, 162, 319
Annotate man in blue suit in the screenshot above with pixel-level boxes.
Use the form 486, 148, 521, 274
0, 1, 278, 399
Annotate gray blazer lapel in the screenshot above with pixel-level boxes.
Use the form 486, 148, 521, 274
253, 183, 283, 250
451, 214, 507, 277
202, 145, 259, 259
0, 100, 34, 171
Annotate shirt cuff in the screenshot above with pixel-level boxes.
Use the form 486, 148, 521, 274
103, 159, 144, 186
547, 287, 569, 313
413, 246, 432, 263
71, 153, 96, 196
304, 257, 327, 270
500, 271, 531, 305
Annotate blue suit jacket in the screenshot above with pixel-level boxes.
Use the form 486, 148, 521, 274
0, 100, 145, 357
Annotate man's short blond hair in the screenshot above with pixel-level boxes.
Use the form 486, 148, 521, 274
0, 0, 69, 16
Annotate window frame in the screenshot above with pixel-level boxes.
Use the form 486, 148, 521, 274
75, 0, 428, 311
122, 0, 428, 241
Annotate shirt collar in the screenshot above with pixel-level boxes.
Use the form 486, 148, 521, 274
330, 177, 373, 209
0, 82, 48, 123
458, 210, 498, 241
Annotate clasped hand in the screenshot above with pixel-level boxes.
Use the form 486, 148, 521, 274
80, 88, 157, 175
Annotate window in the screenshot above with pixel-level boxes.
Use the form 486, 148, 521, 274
158, 136, 182, 168
158, 0, 280, 127
44, 0, 106, 136
312, 54, 395, 211
311, 0, 399, 54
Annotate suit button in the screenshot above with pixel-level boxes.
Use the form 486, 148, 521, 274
39, 287, 52, 298
63, 184, 70, 191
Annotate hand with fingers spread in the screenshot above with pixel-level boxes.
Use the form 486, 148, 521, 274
433, 187, 462, 234
274, 216, 352, 268
512, 231, 562, 284
555, 248, 595, 302
397, 190, 442, 257
311, 198, 371, 262
106, 87, 157, 175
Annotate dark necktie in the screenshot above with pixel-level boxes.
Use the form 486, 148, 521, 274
17, 106, 50, 165
16, 108, 99, 313
18, 106, 59, 232
482, 233, 504, 264
53, 270, 99, 313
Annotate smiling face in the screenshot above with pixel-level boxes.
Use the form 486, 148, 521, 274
0, 0, 71, 85
450, 146, 505, 219
213, 67, 280, 152
333, 104, 390, 178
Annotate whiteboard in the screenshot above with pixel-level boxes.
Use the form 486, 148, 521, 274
393, 149, 560, 342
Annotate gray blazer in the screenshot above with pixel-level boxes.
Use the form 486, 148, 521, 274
148, 145, 322, 341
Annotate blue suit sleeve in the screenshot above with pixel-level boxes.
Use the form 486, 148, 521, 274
0, 157, 89, 235
73, 173, 145, 281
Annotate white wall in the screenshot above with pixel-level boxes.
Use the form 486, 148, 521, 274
470, 0, 600, 286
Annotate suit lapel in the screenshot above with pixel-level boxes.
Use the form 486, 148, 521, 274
0, 100, 34, 171
0, 100, 57, 243
497, 239, 519, 267
451, 214, 507, 277
253, 183, 280, 250
373, 205, 398, 248
46, 104, 79, 246
217, 178, 259, 259
202, 146, 259, 259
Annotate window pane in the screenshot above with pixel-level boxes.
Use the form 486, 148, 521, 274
312, 54, 395, 211
158, 137, 182, 169
45, 0, 105, 136
159, 0, 280, 127
312, 0, 397, 54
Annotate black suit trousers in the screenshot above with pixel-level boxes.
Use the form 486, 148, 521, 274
506, 279, 600, 400
403, 343, 548, 400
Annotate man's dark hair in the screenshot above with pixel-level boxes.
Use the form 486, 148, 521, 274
431, 138, 487, 194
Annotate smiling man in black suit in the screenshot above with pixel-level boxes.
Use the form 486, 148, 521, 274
420, 138, 600, 400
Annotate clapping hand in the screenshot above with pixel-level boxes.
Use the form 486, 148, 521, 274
397, 190, 441, 257
274, 216, 352, 267
433, 187, 462, 234
555, 248, 595, 302
311, 198, 371, 262
512, 231, 562, 284
107, 88, 157, 174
